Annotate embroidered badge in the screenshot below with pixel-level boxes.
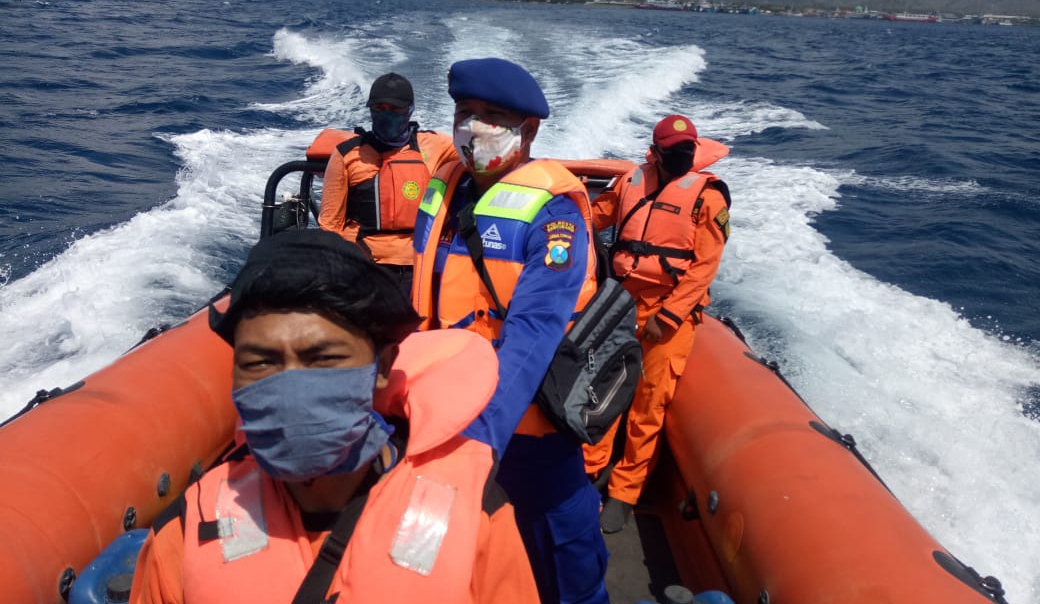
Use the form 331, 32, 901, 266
543, 220, 576, 271
402, 180, 421, 200
714, 207, 731, 241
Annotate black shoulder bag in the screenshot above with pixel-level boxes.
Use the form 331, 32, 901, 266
458, 202, 641, 445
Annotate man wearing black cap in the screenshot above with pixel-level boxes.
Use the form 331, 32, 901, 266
318, 72, 456, 293
129, 229, 538, 603
411, 58, 610, 604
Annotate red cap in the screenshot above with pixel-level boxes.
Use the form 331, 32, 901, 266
653, 114, 698, 148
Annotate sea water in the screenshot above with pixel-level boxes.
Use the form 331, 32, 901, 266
1, 0, 1038, 599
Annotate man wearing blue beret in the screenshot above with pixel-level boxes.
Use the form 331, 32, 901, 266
411, 58, 610, 604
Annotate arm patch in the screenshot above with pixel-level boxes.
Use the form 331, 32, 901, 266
714, 206, 731, 241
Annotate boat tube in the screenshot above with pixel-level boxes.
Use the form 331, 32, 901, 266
649, 315, 1007, 603
0, 301, 237, 604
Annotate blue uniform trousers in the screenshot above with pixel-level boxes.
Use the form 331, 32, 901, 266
497, 432, 610, 604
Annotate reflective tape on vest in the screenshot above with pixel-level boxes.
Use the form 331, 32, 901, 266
420, 177, 448, 217
478, 183, 553, 223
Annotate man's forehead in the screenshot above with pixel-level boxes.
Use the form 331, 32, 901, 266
454, 98, 526, 120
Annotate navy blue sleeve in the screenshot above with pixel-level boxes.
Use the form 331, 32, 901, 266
462, 194, 589, 453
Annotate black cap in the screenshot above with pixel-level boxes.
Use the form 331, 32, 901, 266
209, 229, 421, 347
367, 73, 414, 109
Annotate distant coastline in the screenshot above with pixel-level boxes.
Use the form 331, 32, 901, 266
560, 0, 1040, 23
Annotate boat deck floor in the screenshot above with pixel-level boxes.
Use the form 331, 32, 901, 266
604, 508, 684, 603
598, 446, 688, 604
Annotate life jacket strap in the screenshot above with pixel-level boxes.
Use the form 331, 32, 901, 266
612, 239, 695, 261
291, 494, 369, 604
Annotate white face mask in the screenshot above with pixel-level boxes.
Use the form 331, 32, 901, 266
453, 115, 523, 174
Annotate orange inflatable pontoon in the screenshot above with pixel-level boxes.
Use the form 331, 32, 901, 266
649, 314, 1006, 603
0, 302, 237, 603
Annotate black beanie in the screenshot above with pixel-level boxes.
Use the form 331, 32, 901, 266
209, 229, 421, 347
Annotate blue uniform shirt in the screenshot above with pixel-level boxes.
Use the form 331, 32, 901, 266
433, 175, 589, 454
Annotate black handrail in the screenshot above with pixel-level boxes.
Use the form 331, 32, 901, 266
259, 159, 327, 239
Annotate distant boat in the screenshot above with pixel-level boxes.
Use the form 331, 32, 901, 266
883, 12, 938, 22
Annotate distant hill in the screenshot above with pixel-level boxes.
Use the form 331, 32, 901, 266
757, 0, 1038, 17
576, 0, 1039, 18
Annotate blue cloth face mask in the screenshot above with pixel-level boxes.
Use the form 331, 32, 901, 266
371, 108, 414, 147
232, 365, 393, 482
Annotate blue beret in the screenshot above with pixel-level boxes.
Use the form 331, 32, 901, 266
448, 58, 550, 119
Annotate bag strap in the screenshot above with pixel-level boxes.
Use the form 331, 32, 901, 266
291, 494, 369, 604
591, 231, 609, 284
458, 202, 509, 319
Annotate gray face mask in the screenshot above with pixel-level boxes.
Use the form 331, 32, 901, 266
232, 365, 393, 482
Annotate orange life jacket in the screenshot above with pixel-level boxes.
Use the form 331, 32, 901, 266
336, 128, 431, 235
181, 330, 500, 603
612, 165, 729, 290
411, 159, 598, 436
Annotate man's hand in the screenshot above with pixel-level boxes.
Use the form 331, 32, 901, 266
642, 314, 674, 343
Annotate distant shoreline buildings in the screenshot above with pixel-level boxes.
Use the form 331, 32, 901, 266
582, 0, 1038, 25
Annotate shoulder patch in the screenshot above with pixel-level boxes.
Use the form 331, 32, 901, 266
543, 220, 576, 271
714, 206, 730, 241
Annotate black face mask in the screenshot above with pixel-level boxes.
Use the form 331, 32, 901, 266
370, 108, 413, 146
657, 142, 695, 177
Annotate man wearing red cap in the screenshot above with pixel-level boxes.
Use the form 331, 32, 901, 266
588, 114, 733, 534
318, 73, 456, 293
411, 58, 609, 604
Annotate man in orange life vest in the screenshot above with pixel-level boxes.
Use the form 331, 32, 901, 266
318, 72, 457, 293
588, 114, 732, 534
129, 229, 538, 603
411, 58, 610, 603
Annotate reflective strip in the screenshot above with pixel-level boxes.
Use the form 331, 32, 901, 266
419, 177, 447, 217
677, 175, 698, 189
477, 183, 553, 223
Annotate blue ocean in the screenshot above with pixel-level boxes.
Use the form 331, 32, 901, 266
1, 0, 1038, 598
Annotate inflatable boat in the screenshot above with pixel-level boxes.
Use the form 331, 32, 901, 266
0, 130, 1010, 604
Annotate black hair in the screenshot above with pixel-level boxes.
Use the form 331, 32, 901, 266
209, 229, 421, 348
